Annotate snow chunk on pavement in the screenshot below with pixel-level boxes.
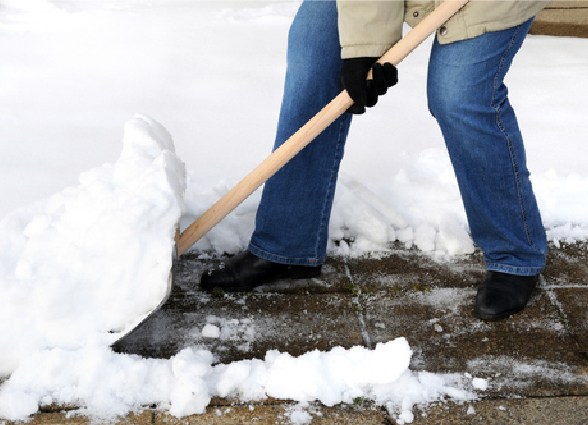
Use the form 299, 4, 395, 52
472, 377, 488, 391
202, 324, 221, 338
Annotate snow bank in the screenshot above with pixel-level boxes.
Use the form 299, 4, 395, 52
0, 339, 480, 423
0, 114, 185, 376
188, 167, 475, 258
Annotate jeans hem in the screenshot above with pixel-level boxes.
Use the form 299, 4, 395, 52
248, 244, 324, 267
486, 263, 543, 276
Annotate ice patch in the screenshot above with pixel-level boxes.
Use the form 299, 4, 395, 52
412, 288, 474, 316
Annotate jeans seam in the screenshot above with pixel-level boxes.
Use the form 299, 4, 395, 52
490, 23, 535, 250
313, 117, 346, 259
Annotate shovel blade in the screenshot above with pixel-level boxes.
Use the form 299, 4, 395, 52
110, 242, 177, 353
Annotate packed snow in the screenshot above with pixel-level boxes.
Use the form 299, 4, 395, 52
1, 0, 587, 423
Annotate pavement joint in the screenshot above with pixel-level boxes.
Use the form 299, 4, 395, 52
343, 256, 373, 350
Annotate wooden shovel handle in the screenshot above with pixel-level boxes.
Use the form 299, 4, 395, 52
178, 0, 468, 256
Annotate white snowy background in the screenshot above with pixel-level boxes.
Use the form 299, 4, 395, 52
0, 1, 587, 423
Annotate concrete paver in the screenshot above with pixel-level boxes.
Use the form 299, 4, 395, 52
551, 288, 588, 354
113, 291, 364, 362
415, 397, 588, 424
358, 290, 587, 396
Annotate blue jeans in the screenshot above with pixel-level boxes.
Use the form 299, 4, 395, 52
427, 18, 546, 275
249, 0, 352, 266
250, 1, 547, 275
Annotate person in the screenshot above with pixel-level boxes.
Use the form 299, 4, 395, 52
201, 0, 550, 321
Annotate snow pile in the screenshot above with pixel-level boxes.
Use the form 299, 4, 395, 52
0, 339, 480, 423
187, 160, 474, 258
329, 174, 410, 253
534, 169, 588, 245
208, 338, 478, 424
0, 114, 185, 375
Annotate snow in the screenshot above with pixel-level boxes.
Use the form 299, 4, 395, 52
0, 340, 480, 423
472, 378, 488, 391
0, 0, 587, 423
201, 324, 221, 339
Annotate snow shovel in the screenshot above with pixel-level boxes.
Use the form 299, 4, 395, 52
112, 0, 469, 347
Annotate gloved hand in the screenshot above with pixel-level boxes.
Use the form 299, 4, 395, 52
340, 57, 398, 114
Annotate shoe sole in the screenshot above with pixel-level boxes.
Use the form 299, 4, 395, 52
473, 301, 530, 321
201, 267, 322, 293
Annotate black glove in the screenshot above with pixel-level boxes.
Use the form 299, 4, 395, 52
340, 57, 398, 114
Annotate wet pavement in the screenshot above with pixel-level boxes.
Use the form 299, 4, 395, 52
2, 242, 588, 423
80, 241, 588, 424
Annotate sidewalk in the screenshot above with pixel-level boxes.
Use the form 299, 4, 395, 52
16, 241, 588, 425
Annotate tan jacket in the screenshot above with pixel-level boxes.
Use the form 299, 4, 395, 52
337, 0, 550, 58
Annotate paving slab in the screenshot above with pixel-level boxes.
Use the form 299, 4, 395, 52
542, 241, 588, 354
543, 242, 588, 286
345, 248, 487, 291
551, 288, 588, 354
113, 254, 363, 361
8, 409, 152, 425
154, 404, 388, 425
415, 396, 588, 424
112, 290, 363, 362
354, 289, 587, 398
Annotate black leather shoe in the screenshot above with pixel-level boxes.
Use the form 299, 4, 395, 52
474, 271, 538, 321
200, 250, 322, 292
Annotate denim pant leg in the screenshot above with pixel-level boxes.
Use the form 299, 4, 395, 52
249, 1, 352, 266
427, 18, 547, 275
